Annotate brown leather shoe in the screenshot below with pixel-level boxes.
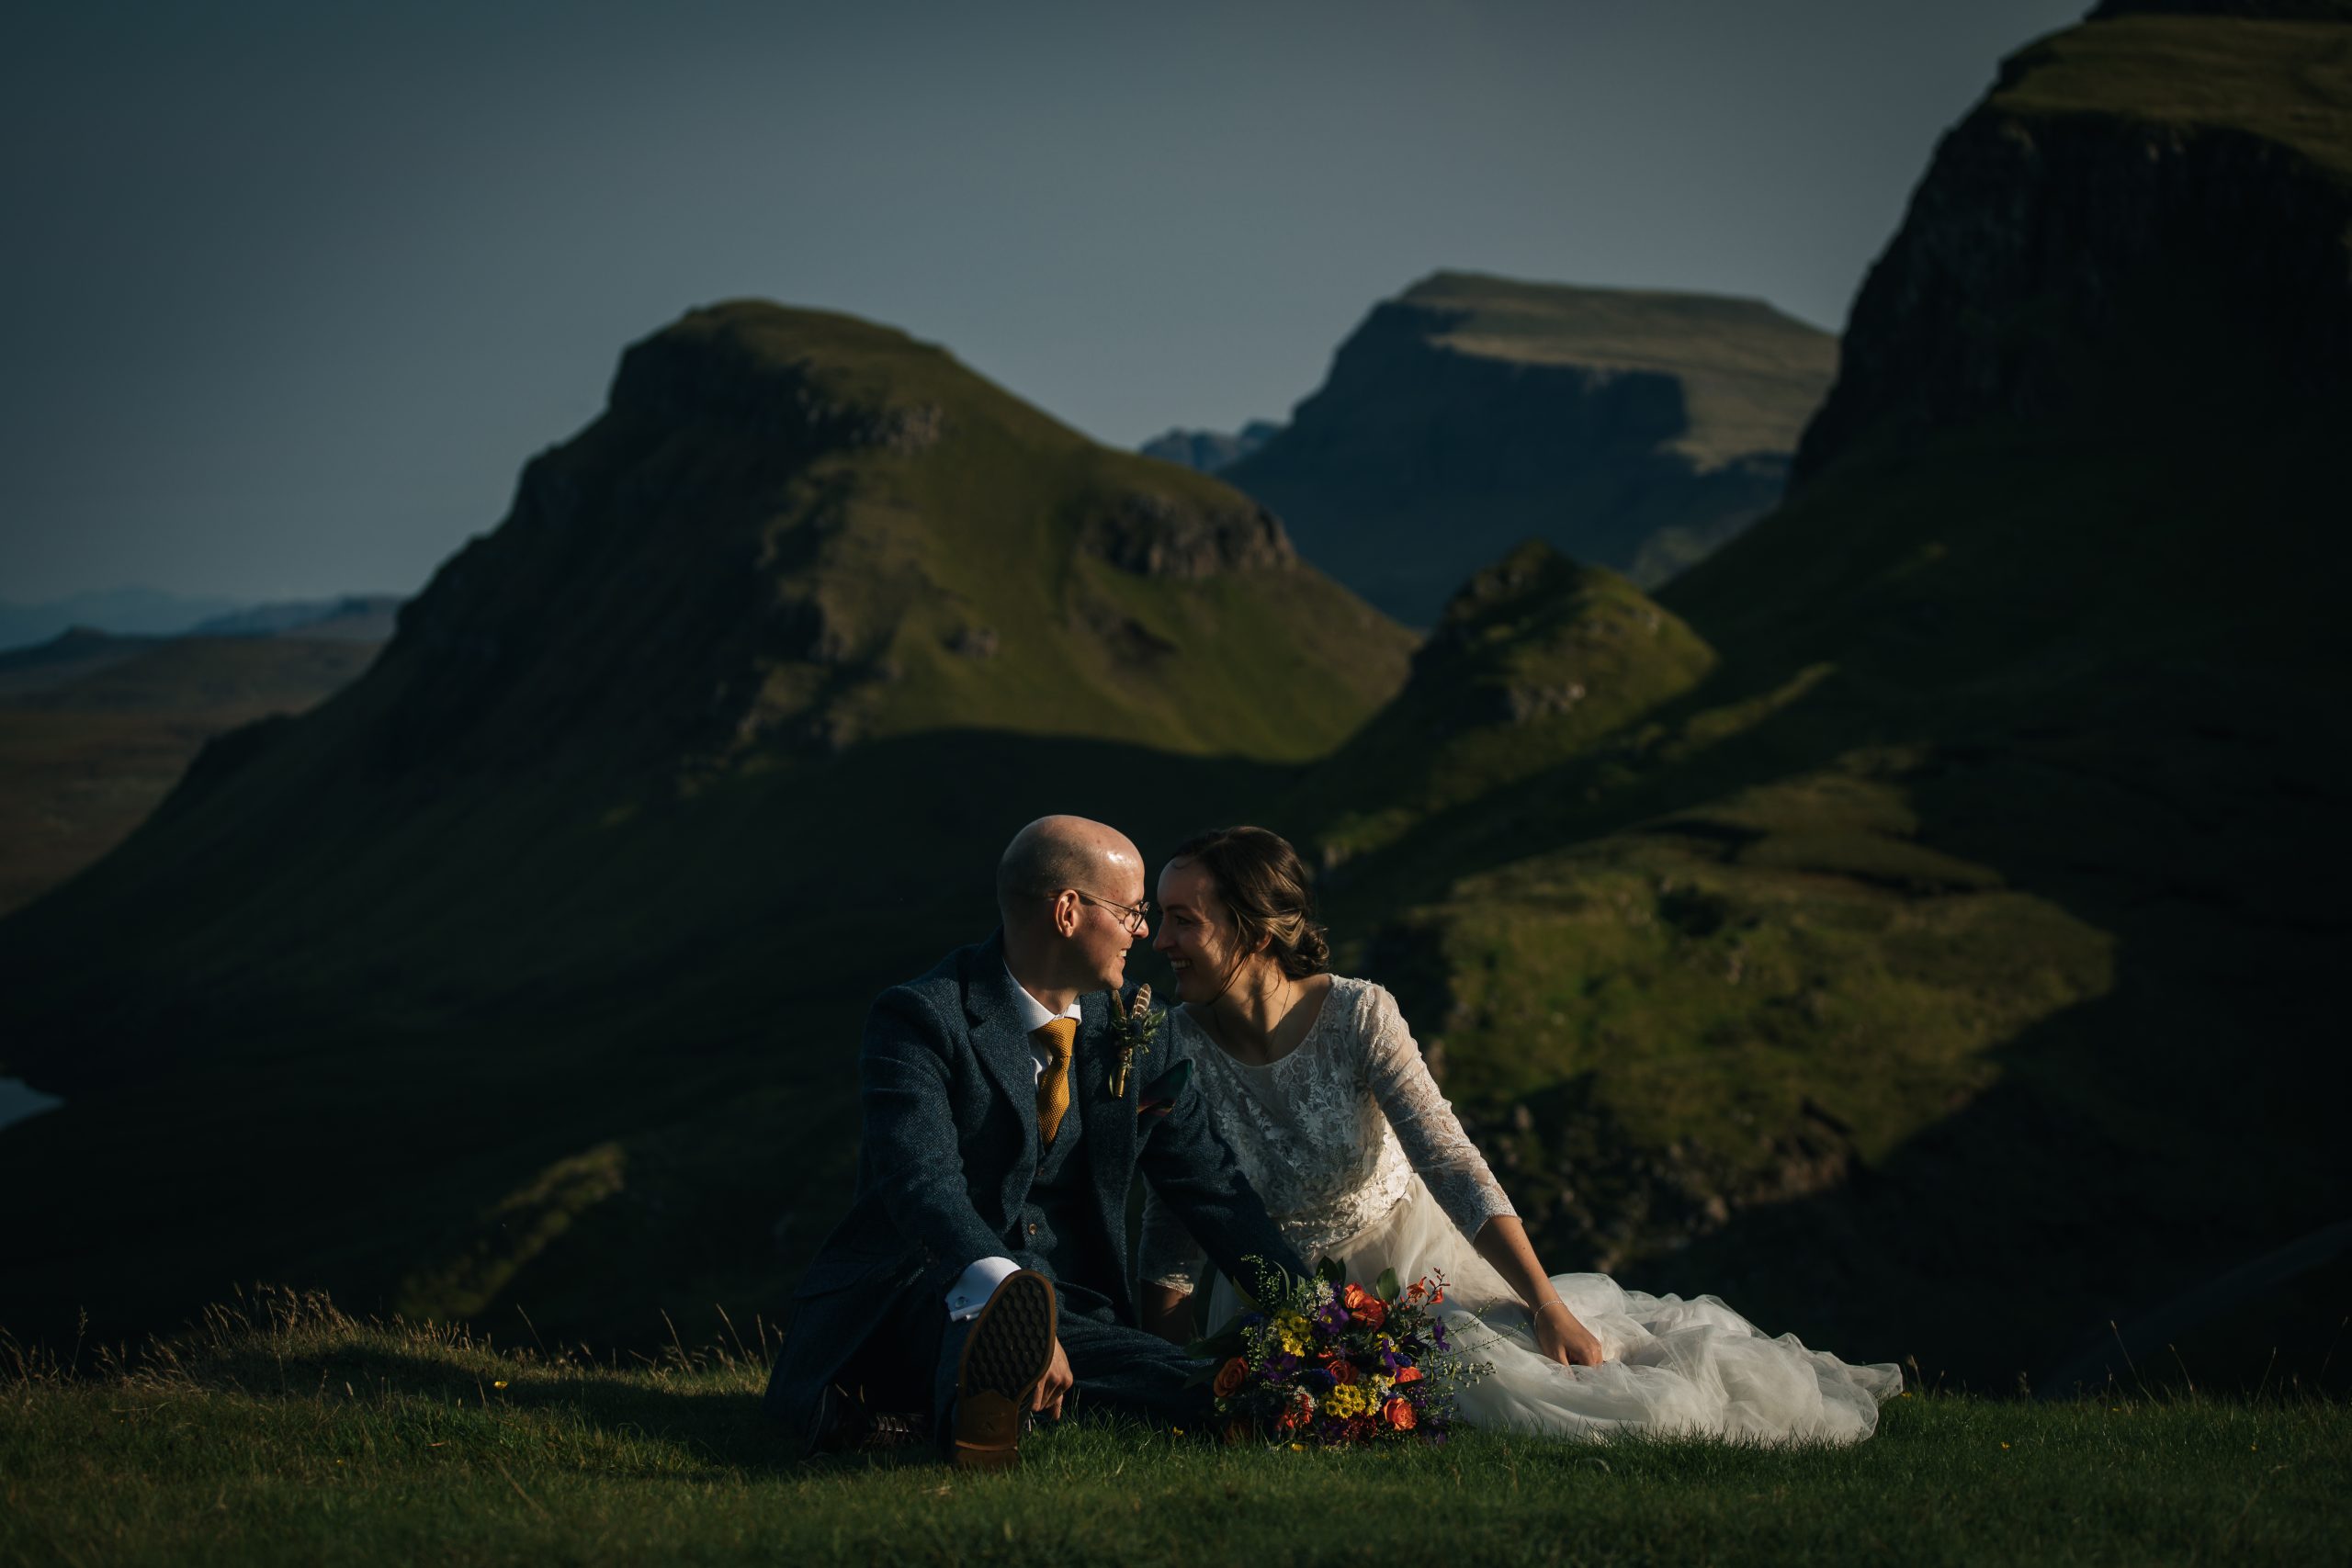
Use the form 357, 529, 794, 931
951, 1269, 1057, 1471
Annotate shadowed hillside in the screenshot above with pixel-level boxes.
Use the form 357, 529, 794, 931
1221, 272, 1838, 621
0, 303, 1412, 1349
1306, 2, 2352, 1388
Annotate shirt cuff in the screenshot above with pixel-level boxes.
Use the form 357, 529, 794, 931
944, 1256, 1022, 1322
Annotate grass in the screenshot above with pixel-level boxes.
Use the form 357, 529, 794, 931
5, 1291, 2346, 1568
1996, 13, 2352, 182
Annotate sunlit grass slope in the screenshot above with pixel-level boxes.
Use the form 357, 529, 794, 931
5, 1291, 2345, 1568
1298, 540, 1716, 862
2000, 11, 2352, 179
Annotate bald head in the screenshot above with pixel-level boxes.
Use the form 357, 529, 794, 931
996, 815, 1144, 923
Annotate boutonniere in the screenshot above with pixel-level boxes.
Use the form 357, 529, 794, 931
1111, 982, 1164, 1098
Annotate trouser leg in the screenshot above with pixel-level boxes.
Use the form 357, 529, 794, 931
1054, 1307, 1216, 1427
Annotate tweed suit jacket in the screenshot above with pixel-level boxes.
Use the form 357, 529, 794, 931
761, 931, 1305, 1447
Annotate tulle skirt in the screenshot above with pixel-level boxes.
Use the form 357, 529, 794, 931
1204, 1174, 1903, 1444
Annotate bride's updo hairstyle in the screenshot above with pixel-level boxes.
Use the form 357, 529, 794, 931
1167, 826, 1331, 980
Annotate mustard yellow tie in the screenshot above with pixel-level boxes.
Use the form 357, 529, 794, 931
1035, 1018, 1078, 1145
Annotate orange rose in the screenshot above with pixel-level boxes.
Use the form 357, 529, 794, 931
1212, 1357, 1248, 1398
1394, 1365, 1423, 1384
1384, 1397, 1416, 1430
1355, 1298, 1387, 1330
1342, 1283, 1374, 1313
1330, 1359, 1359, 1385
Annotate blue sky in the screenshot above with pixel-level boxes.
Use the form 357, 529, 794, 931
2, 0, 2086, 604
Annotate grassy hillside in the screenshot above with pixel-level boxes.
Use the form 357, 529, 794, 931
0, 302, 1410, 1354
1999, 11, 2352, 177
5, 1291, 2345, 1568
1297, 540, 1716, 863
1297, 6, 2352, 1386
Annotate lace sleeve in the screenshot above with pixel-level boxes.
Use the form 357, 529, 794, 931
1136, 1184, 1206, 1294
1359, 984, 1515, 1239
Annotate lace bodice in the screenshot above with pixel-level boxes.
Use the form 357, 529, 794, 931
1138, 976, 1514, 1292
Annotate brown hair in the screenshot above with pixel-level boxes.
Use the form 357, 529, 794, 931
1167, 826, 1331, 979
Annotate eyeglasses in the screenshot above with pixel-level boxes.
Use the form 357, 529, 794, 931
1061, 889, 1153, 935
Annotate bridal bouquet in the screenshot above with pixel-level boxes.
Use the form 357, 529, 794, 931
1190, 1258, 1489, 1446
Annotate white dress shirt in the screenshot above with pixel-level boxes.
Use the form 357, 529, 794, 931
942, 965, 1082, 1322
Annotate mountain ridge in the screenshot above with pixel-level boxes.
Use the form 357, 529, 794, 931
0, 298, 1413, 1350
1219, 273, 1837, 621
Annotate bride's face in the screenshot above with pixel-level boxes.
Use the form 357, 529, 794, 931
1153, 859, 1253, 1004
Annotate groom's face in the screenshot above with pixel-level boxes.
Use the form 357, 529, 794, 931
1064, 852, 1148, 993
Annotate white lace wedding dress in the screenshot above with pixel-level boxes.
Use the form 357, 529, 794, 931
1139, 977, 1903, 1443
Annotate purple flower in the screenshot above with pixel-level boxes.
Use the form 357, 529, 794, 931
1316, 1301, 1350, 1333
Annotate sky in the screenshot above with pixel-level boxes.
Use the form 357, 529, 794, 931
2, 0, 2088, 606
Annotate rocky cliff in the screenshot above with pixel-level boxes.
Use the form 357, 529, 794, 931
1796, 5, 2352, 482
1222, 273, 1837, 623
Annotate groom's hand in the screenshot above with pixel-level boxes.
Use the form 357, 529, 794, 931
1034, 1337, 1074, 1418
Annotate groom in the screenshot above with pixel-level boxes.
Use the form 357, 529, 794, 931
763, 814, 1306, 1465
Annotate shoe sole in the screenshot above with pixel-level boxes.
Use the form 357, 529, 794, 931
952, 1270, 1057, 1471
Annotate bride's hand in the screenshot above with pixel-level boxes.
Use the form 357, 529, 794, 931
1535, 1300, 1605, 1367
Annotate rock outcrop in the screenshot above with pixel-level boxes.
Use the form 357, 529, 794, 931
1795, 6, 2352, 483
1222, 273, 1837, 623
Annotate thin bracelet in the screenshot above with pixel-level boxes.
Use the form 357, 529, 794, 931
1534, 1299, 1572, 1318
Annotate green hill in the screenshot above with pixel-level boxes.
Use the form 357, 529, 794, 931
1220, 272, 1837, 621
1301, 4, 2352, 1387
1298, 540, 1716, 864
0, 302, 1412, 1349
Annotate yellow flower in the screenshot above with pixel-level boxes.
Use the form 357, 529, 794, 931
492, 1380, 508, 1390
1288, 1442, 1304, 1451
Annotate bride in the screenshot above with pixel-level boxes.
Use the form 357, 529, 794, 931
1136, 825, 1902, 1442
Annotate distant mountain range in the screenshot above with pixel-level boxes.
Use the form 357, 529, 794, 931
2, 0, 2345, 1392
0, 615, 391, 916
1139, 419, 1282, 474
185, 595, 404, 642
0, 592, 405, 659
0, 589, 252, 652
1216, 272, 1838, 623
